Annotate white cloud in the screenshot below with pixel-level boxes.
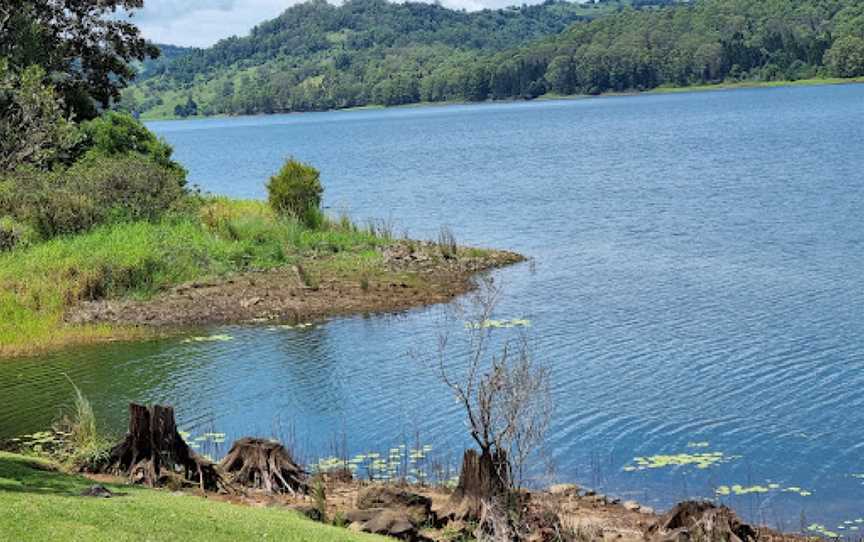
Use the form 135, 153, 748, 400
132, 0, 543, 47
132, 0, 300, 47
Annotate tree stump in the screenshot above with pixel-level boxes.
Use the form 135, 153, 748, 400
100, 403, 223, 492
218, 437, 307, 495
448, 448, 510, 521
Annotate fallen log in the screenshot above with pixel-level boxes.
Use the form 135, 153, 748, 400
218, 437, 307, 495
99, 403, 224, 492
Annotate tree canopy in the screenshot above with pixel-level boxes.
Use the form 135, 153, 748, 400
0, 0, 158, 120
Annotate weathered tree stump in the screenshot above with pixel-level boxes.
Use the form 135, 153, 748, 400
218, 437, 307, 495
100, 403, 223, 492
448, 448, 510, 520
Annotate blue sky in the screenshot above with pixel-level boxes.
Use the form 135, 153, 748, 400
132, 0, 540, 47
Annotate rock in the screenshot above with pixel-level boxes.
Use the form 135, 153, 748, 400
345, 508, 382, 524
360, 509, 418, 541
549, 483, 579, 495
240, 296, 263, 308
356, 486, 433, 525
641, 506, 655, 515
623, 500, 641, 512
80, 484, 113, 498
288, 505, 323, 522
648, 501, 757, 542
653, 528, 691, 542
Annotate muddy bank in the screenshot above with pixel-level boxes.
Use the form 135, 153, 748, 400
67, 241, 524, 328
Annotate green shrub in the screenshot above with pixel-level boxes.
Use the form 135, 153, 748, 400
77, 111, 186, 179
67, 154, 187, 223
267, 159, 323, 228
0, 217, 38, 252
1, 155, 187, 239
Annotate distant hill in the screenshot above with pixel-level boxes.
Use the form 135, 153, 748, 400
120, 0, 632, 117
121, 0, 864, 118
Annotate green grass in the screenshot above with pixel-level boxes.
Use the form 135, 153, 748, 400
646, 76, 864, 95
0, 452, 384, 541
0, 198, 389, 356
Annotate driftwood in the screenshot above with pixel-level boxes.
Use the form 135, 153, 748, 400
449, 448, 510, 521
218, 437, 307, 495
100, 403, 224, 492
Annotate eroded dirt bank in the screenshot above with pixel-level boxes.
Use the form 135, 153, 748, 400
67, 241, 524, 328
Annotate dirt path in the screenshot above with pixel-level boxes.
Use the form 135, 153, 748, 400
67, 241, 525, 328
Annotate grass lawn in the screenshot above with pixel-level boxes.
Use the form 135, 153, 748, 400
0, 452, 384, 541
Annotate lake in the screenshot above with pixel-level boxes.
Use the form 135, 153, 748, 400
3, 84, 864, 529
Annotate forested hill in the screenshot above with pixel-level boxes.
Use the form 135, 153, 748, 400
120, 0, 650, 117
123, 0, 864, 118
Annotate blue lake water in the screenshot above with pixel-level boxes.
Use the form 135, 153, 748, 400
3, 85, 864, 529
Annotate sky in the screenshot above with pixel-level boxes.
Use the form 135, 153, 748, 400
131, 0, 540, 48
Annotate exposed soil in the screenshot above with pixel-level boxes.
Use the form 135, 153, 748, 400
67, 241, 524, 328
201, 479, 808, 542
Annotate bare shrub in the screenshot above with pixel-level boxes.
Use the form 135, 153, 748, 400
438, 225, 458, 259
416, 278, 552, 526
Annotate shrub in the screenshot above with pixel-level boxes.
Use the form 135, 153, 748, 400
77, 111, 187, 179
1, 155, 187, 239
0, 217, 38, 252
267, 159, 324, 228
67, 154, 187, 223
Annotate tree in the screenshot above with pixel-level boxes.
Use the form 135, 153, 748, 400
78, 111, 185, 176
0, 0, 159, 120
824, 36, 864, 77
420, 278, 552, 529
0, 62, 80, 172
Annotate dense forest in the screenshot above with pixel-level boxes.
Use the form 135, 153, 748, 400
123, 0, 864, 118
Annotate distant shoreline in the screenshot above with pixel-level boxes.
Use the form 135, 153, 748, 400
140, 76, 864, 122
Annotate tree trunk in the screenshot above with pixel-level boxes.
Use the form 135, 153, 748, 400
449, 448, 510, 521
218, 437, 307, 495
100, 403, 223, 492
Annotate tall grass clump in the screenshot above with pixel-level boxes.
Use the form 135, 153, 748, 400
60, 375, 113, 470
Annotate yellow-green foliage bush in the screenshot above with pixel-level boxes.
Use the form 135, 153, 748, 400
266, 159, 323, 228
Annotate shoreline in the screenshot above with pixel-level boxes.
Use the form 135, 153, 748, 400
1, 241, 523, 358
0, 450, 808, 541
140, 76, 864, 122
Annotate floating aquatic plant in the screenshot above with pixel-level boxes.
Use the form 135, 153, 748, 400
808, 524, 839, 538
312, 444, 436, 483
182, 334, 233, 343
465, 318, 531, 330
715, 483, 811, 497
267, 323, 316, 331
624, 451, 738, 472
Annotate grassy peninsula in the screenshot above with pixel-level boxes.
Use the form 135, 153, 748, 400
0, 198, 384, 356
0, 191, 520, 358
